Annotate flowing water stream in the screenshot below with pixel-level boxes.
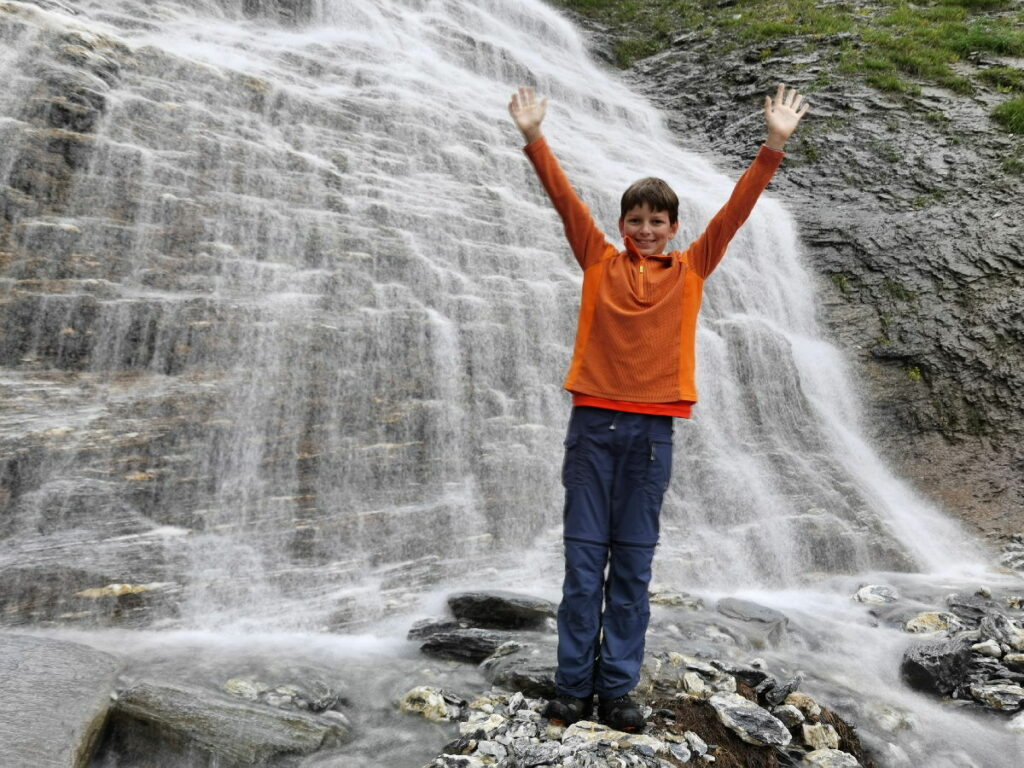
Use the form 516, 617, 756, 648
0, 0, 1021, 765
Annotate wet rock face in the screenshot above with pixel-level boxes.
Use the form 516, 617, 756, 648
1, 633, 120, 768
239, 0, 316, 25
580, 20, 1024, 543
2, 16, 121, 215
107, 678, 350, 765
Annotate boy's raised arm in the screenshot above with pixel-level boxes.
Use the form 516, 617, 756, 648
688, 84, 809, 279
509, 87, 616, 271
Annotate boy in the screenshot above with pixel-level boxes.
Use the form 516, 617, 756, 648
508, 84, 809, 731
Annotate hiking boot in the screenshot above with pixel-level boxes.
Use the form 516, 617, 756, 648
543, 694, 593, 726
598, 694, 645, 732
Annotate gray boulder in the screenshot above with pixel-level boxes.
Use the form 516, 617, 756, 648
112, 679, 350, 764
708, 692, 792, 747
946, 593, 996, 625
900, 634, 972, 695
755, 675, 802, 707
801, 748, 863, 767
408, 617, 468, 640
420, 628, 514, 663
968, 682, 1024, 711
711, 658, 770, 688
447, 591, 556, 630
853, 585, 899, 604
0, 633, 119, 768
480, 643, 557, 698
716, 597, 789, 647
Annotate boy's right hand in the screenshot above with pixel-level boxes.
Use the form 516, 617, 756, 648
508, 86, 548, 144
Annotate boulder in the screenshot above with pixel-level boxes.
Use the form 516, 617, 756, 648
682, 670, 710, 697
866, 702, 916, 734
420, 628, 514, 663
0, 633, 119, 768
708, 692, 792, 747
716, 597, 789, 646
447, 591, 555, 630
668, 742, 692, 761
773, 703, 805, 727
853, 585, 899, 604
408, 617, 468, 641
801, 748, 862, 767
683, 730, 708, 755
755, 675, 801, 707
971, 638, 1003, 658
649, 589, 703, 610
716, 597, 789, 625
514, 740, 561, 765
1003, 652, 1024, 671
222, 675, 342, 714
901, 635, 972, 695
480, 643, 557, 698
425, 755, 487, 768
400, 686, 464, 722
458, 713, 506, 737
562, 721, 665, 753
784, 692, 821, 719
711, 658, 770, 688
802, 722, 841, 750
945, 593, 996, 625
903, 611, 964, 634
968, 682, 1024, 711
112, 679, 349, 763
979, 613, 1024, 649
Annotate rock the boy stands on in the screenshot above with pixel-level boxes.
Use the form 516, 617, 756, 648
508, 84, 809, 731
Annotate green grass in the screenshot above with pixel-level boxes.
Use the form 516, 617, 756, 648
882, 279, 917, 301
911, 190, 947, 208
979, 66, 1024, 92
549, 0, 1024, 138
830, 273, 851, 293
993, 96, 1024, 133
941, 0, 1014, 10
1002, 154, 1024, 175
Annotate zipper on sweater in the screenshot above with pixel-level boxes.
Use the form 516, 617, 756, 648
638, 258, 646, 299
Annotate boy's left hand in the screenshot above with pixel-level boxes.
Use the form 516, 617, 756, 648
764, 84, 809, 150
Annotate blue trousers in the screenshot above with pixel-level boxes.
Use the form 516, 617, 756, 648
555, 406, 674, 700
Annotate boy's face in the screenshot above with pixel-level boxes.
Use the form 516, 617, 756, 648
618, 203, 679, 257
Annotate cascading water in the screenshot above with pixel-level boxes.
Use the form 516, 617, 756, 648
0, 1, 1020, 765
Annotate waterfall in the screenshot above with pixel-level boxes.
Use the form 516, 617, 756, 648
2, 1, 1021, 765
0, 0, 990, 628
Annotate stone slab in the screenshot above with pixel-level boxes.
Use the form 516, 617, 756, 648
0, 633, 120, 768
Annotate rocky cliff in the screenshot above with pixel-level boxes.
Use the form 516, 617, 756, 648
553, 0, 1024, 546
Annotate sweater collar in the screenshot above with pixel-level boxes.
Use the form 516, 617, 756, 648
624, 236, 675, 262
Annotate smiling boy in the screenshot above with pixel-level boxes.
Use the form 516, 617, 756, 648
508, 84, 809, 731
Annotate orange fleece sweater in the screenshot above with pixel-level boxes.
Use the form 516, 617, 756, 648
524, 136, 784, 415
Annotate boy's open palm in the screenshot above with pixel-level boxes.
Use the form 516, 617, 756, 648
764, 84, 809, 147
509, 86, 548, 143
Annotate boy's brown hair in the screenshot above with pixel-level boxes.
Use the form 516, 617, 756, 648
620, 177, 679, 224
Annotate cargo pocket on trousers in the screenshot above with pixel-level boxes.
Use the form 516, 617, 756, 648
644, 439, 673, 501
562, 435, 584, 489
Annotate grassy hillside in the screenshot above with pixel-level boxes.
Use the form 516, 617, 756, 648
552, 0, 1024, 133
